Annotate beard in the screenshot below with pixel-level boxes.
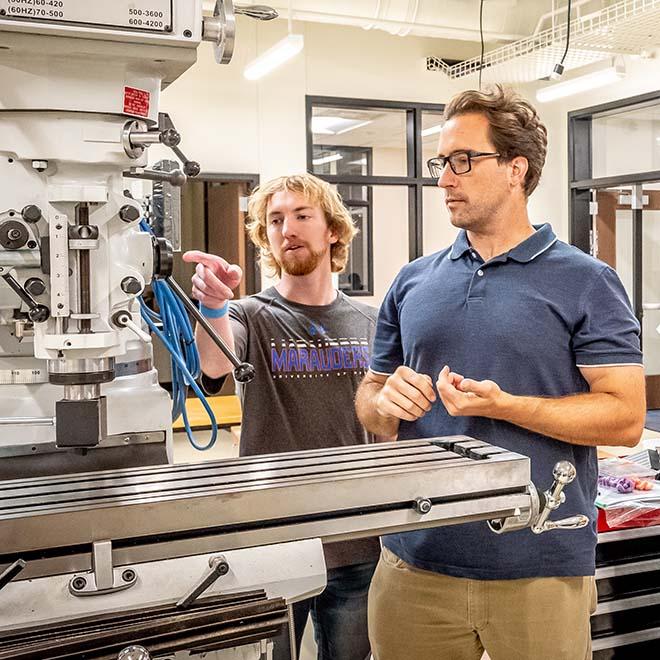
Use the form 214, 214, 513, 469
277, 244, 329, 276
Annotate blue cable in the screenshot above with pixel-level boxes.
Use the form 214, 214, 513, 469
139, 220, 218, 450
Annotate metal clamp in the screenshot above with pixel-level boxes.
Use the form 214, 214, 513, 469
177, 554, 230, 609
69, 540, 138, 597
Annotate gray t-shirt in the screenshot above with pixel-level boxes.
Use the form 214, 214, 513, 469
203, 286, 380, 567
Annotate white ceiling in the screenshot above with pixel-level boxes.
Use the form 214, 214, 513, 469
204, 1, 624, 45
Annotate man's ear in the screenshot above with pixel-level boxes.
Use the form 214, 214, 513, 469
509, 156, 529, 191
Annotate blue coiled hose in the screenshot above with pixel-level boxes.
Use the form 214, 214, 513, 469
139, 220, 218, 450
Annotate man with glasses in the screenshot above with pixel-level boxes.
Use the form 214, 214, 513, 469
356, 86, 645, 660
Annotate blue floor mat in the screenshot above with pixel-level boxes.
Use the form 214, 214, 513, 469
646, 409, 660, 433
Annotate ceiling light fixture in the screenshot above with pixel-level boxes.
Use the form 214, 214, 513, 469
536, 62, 624, 103
421, 123, 443, 137
243, 33, 304, 80
312, 153, 343, 166
311, 116, 372, 135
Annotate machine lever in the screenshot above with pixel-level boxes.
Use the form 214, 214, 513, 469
235, 4, 279, 20
113, 311, 152, 343
536, 515, 590, 532
124, 167, 187, 187
166, 276, 255, 384
0, 558, 26, 592
176, 555, 230, 609
156, 113, 201, 177
0, 268, 50, 323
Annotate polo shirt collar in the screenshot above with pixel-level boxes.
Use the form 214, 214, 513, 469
449, 223, 557, 263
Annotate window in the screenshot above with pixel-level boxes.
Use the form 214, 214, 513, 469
307, 96, 444, 297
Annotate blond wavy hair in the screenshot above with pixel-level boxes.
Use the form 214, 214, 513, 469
246, 173, 358, 278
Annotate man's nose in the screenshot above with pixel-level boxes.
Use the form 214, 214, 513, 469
282, 216, 297, 237
437, 162, 458, 189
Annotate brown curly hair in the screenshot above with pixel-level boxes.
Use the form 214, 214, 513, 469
246, 173, 358, 277
444, 85, 548, 196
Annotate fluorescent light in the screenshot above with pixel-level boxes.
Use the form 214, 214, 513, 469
336, 120, 372, 135
421, 123, 443, 137
348, 158, 367, 166
244, 34, 304, 81
312, 154, 343, 166
312, 116, 372, 135
536, 65, 624, 103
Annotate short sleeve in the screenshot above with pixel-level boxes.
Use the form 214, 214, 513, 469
573, 266, 642, 366
370, 280, 405, 375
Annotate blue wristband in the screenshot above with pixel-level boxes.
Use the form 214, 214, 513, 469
199, 302, 229, 319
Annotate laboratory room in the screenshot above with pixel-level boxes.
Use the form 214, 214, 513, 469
0, 1, 659, 659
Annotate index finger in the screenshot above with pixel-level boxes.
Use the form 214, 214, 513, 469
182, 250, 231, 276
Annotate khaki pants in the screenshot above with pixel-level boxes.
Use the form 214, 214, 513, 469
368, 546, 597, 660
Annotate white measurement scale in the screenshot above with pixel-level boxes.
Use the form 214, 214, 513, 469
0, 368, 49, 384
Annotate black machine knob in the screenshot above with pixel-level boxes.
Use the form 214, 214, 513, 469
24, 277, 46, 296
121, 277, 142, 295
119, 204, 141, 223
28, 304, 50, 323
21, 205, 42, 223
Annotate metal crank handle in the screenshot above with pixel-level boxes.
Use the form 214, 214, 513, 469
534, 515, 590, 533
177, 555, 230, 609
531, 460, 589, 534
165, 277, 255, 384
117, 646, 151, 660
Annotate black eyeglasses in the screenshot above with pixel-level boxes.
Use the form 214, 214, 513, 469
427, 151, 500, 177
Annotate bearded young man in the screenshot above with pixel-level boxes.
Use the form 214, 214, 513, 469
183, 173, 379, 660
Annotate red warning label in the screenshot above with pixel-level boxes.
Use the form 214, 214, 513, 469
123, 87, 151, 118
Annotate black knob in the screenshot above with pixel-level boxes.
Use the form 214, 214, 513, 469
233, 362, 255, 384
25, 277, 46, 296
121, 277, 142, 295
160, 128, 181, 147
119, 204, 141, 223
183, 161, 201, 177
28, 304, 50, 323
21, 205, 42, 223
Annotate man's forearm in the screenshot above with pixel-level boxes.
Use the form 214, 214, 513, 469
355, 380, 400, 439
498, 391, 643, 447
194, 317, 236, 378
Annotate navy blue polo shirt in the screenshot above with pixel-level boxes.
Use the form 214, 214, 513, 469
371, 223, 642, 579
